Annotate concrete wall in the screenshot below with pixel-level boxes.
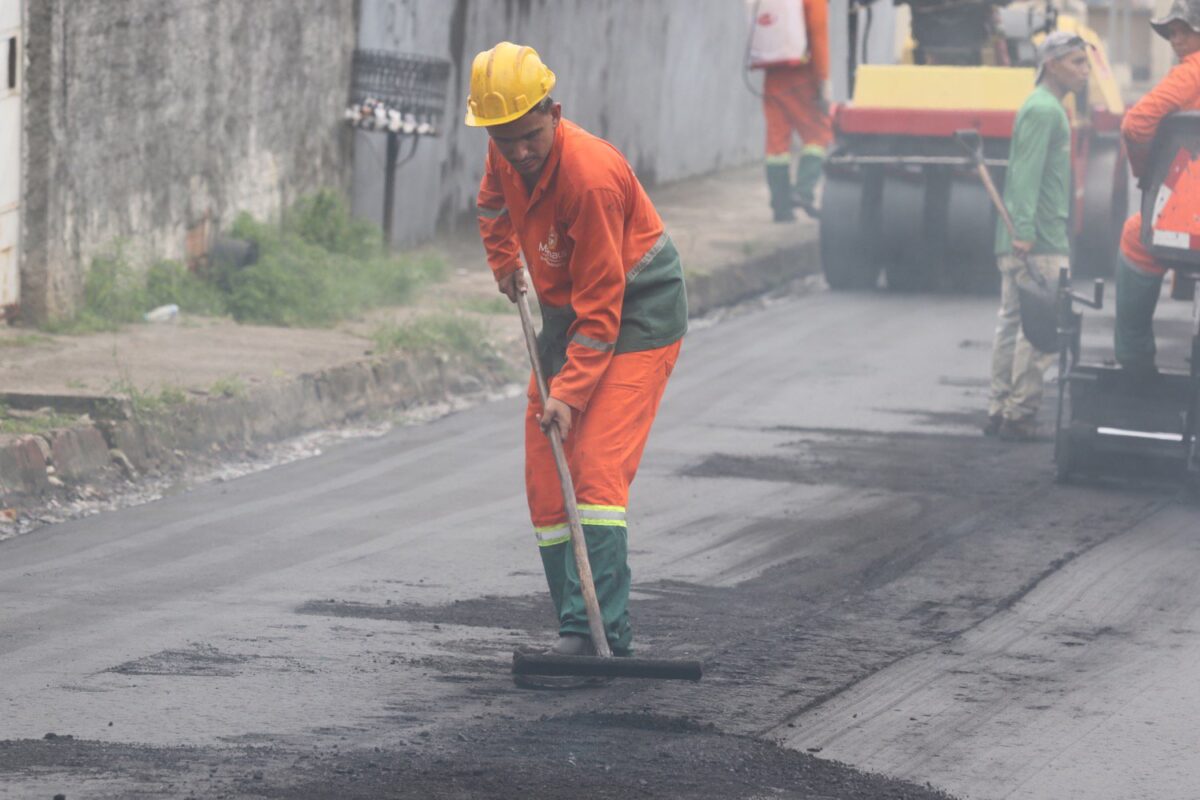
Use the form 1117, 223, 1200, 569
354, 0, 768, 247
21, 0, 357, 323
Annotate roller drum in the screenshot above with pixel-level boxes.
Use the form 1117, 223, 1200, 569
820, 170, 883, 290
946, 173, 1000, 293
881, 169, 940, 292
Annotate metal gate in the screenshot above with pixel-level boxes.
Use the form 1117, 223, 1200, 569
0, 0, 20, 317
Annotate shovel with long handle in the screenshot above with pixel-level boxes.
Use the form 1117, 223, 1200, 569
510, 272, 702, 682
514, 281, 613, 659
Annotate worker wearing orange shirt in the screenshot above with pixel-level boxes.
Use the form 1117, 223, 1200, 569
466, 43, 688, 666
749, 0, 832, 221
1115, 0, 1200, 374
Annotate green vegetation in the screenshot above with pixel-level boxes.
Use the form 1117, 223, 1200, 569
47, 190, 446, 333
0, 333, 53, 348
221, 190, 444, 327
370, 314, 498, 369
105, 377, 191, 419
456, 295, 517, 315
0, 402, 77, 435
209, 375, 247, 399
145, 260, 229, 317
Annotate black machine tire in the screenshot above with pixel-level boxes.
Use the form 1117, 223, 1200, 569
881, 171, 938, 292
1075, 140, 1128, 279
820, 172, 883, 290
945, 172, 1001, 294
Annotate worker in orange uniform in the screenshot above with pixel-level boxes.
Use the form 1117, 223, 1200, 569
748, 0, 832, 221
466, 43, 688, 674
1114, 0, 1200, 375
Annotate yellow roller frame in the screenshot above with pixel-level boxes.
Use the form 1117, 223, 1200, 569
853, 12, 1123, 117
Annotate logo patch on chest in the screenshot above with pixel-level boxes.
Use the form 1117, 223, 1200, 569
538, 228, 568, 269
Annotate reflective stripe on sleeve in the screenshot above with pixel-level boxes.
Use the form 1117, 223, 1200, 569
477, 205, 509, 220
570, 332, 616, 352
626, 232, 669, 282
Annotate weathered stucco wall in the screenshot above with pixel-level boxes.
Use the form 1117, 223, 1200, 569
354, 0, 768, 247
22, 0, 357, 323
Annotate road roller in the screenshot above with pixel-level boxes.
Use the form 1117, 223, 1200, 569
821, 0, 1128, 292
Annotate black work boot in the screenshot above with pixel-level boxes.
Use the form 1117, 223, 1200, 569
766, 162, 795, 222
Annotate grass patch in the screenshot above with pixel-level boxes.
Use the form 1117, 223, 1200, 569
370, 315, 497, 366
0, 403, 78, 435
456, 295, 516, 315
45, 246, 226, 334
145, 260, 229, 317
0, 333, 53, 348
45, 190, 446, 333
209, 375, 247, 399
223, 191, 444, 327
106, 378, 191, 418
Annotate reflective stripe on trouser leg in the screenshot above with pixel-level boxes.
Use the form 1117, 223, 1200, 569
547, 522, 631, 655
533, 506, 626, 635
535, 530, 570, 626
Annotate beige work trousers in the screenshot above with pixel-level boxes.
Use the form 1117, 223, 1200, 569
988, 254, 1067, 422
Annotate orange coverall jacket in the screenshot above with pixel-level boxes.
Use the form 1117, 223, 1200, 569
1119, 50, 1200, 276
475, 119, 688, 412
760, 0, 832, 156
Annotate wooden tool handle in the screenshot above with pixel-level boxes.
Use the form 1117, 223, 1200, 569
515, 281, 613, 659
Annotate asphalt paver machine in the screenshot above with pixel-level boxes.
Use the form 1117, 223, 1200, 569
822, 0, 1127, 291
1055, 113, 1200, 488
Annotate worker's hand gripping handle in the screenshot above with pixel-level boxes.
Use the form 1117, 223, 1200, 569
514, 275, 614, 659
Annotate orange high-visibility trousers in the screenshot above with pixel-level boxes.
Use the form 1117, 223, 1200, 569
525, 340, 681, 530
763, 64, 832, 158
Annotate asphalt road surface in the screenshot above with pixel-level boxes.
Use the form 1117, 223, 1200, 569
2, 284, 1198, 799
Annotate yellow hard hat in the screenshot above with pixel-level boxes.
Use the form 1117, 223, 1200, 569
464, 42, 556, 127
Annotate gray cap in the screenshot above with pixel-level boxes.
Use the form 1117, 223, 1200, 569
1035, 31, 1088, 82
1151, 0, 1200, 39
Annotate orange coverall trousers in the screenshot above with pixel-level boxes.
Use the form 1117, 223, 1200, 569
763, 64, 833, 157
524, 340, 681, 655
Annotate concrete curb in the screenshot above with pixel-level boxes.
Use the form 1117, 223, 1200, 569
0, 236, 820, 506
687, 237, 819, 317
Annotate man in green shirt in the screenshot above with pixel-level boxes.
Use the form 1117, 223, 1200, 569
985, 32, 1091, 441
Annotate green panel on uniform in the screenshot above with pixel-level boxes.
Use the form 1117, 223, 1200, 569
535, 236, 688, 379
